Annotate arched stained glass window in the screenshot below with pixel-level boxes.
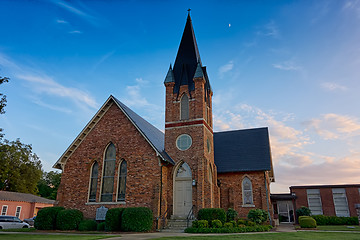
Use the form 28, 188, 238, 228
117, 160, 127, 201
101, 143, 116, 202
89, 161, 98, 202
180, 94, 189, 120
242, 177, 253, 205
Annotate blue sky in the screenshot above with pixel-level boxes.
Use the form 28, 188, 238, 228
0, 0, 360, 193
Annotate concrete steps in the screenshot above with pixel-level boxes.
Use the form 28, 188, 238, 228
161, 219, 193, 232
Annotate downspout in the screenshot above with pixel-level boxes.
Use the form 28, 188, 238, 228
264, 172, 273, 226
157, 159, 163, 230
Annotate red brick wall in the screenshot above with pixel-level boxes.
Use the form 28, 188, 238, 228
217, 171, 273, 219
290, 186, 360, 217
164, 76, 220, 216
57, 101, 163, 219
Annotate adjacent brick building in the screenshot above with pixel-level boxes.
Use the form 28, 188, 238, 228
54, 14, 275, 228
0, 191, 55, 220
271, 184, 360, 224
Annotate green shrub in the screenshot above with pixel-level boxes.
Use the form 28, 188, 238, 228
299, 216, 317, 228
105, 208, 124, 231
226, 208, 238, 222
198, 208, 226, 223
299, 216, 311, 221
97, 222, 106, 231
246, 220, 256, 226
238, 224, 246, 228
184, 224, 273, 233
211, 219, 223, 228
229, 220, 236, 227
196, 220, 209, 228
296, 206, 311, 220
223, 222, 233, 228
237, 219, 247, 225
34, 206, 65, 230
78, 219, 97, 231
56, 209, 83, 230
121, 207, 153, 232
312, 215, 359, 225
247, 209, 268, 224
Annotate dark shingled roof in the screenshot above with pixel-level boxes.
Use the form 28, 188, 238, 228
170, 14, 211, 97
214, 127, 272, 173
112, 96, 174, 165
0, 191, 55, 204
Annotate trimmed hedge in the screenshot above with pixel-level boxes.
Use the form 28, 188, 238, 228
34, 206, 65, 230
296, 206, 311, 219
226, 208, 238, 222
105, 208, 124, 231
247, 209, 268, 224
211, 219, 223, 228
223, 222, 233, 228
198, 208, 226, 224
192, 220, 208, 228
121, 207, 153, 232
97, 222, 106, 231
299, 216, 317, 228
78, 219, 97, 231
312, 215, 359, 225
56, 209, 83, 230
185, 225, 273, 233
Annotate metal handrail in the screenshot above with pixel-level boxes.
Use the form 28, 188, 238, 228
186, 205, 195, 227
156, 208, 169, 230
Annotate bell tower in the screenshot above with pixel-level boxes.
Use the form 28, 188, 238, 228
164, 13, 219, 216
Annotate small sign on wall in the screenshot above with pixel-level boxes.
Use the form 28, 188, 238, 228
96, 206, 108, 221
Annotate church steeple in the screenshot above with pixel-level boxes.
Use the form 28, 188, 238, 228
168, 13, 208, 94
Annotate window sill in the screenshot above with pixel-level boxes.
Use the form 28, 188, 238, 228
86, 201, 126, 205
241, 204, 255, 208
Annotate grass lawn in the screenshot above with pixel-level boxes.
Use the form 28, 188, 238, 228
317, 225, 360, 231
155, 232, 360, 240
0, 234, 115, 240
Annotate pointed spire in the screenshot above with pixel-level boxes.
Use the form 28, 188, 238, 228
172, 13, 202, 93
164, 64, 175, 83
194, 62, 204, 79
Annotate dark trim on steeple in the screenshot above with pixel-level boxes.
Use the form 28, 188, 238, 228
172, 14, 202, 94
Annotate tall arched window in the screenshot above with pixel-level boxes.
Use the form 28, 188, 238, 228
117, 160, 127, 201
180, 94, 189, 120
89, 161, 99, 202
242, 177, 253, 205
101, 143, 116, 202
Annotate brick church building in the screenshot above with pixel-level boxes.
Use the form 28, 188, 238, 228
53, 14, 275, 227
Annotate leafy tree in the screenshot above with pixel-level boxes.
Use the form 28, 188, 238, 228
37, 171, 61, 200
0, 138, 42, 194
0, 75, 9, 139
0, 75, 9, 114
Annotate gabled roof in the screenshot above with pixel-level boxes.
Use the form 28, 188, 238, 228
53, 95, 174, 170
0, 191, 55, 204
214, 127, 274, 180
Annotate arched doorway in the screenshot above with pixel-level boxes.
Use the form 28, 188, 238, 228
174, 162, 192, 218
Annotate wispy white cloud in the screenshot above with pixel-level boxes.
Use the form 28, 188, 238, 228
92, 50, 116, 71
56, 19, 68, 24
272, 60, 302, 71
51, 0, 98, 26
0, 53, 98, 112
69, 30, 82, 34
303, 113, 360, 140
218, 61, 234, 78
31, 97, 72, 114
257, 20, 280, 38
321, 82, 348, 91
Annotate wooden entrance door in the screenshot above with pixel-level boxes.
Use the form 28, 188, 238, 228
174, 162, 192, 218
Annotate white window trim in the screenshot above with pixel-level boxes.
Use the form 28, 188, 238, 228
332, 188, 350, 217
87, 161, 99, 203
15, 206, 22, 218
306, 189, 323, 215
1, 205, 8, 215
116, 159, 127, 203
176, 134, 192, 151
242, 177, 254, 206
100, 142, 116, 203
180, 93, 189, 120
